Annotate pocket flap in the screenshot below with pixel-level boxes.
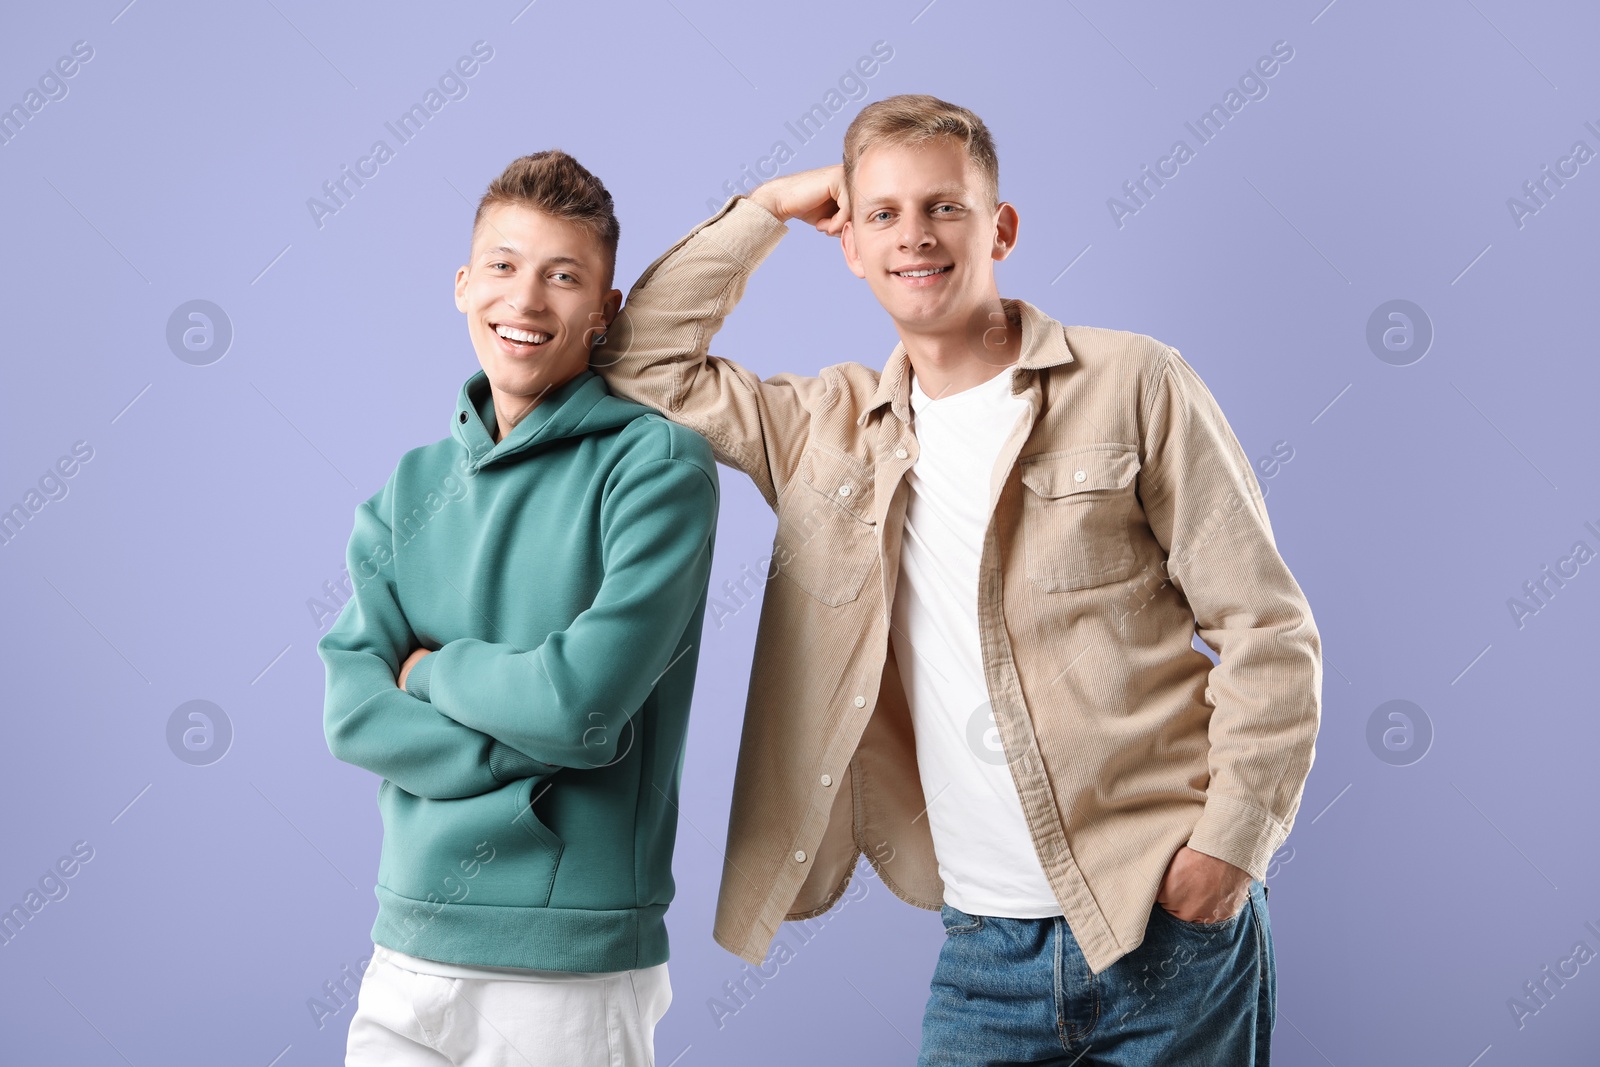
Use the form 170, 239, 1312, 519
1020, 448, 1140, 498
799, 446, 876, 524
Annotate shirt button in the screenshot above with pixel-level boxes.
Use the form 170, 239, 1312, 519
794, 850, 807, 863
853, 695, 866, 708
838, 484, 852, 496
1073, 469, 1087, 483
895, 447, 908, 460
820, 774, 833, 787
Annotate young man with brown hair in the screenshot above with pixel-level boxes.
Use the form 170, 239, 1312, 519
593, 95, 1321, 1063
319, 149, 720, 1065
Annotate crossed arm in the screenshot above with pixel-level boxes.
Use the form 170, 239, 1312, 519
317, 495, 555, 800
319, 455, 717, 799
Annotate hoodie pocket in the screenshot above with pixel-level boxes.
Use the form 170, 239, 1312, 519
377, 774, 565, 909
508, 775, 565, 906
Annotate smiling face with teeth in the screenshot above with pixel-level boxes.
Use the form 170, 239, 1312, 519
841, 137, 1019, 365
454, 201, 621, 440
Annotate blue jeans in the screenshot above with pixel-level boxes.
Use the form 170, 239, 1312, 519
919, 881, 1275, 1065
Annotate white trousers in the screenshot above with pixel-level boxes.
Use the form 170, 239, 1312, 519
345, 942, 672, 1066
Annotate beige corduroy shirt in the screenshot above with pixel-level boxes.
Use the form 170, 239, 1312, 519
592, 195, 1322, 974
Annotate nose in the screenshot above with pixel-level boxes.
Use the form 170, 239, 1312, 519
895, 218, 935, 252
507, 277, 548, 316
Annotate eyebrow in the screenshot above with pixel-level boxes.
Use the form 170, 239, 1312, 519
482, 247, 587, 269
858, 186, 970, 210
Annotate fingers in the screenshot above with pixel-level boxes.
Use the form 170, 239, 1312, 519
753, 164, 847, 234
816, 200, 846, 237
826, 165, 850, 235
799, 165, 846, 227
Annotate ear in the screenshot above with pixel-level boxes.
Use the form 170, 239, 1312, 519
454, 265, 470, 313
992, 202, 1020, 262
585, 289, 623, 346
841, 219, 867, 279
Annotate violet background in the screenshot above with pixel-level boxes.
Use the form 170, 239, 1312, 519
2, 1, 1597, 1063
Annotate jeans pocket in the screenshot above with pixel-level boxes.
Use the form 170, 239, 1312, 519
1151, 899, 1247, 936
940, 904, 984, 936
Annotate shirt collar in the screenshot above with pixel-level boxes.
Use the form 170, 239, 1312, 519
856, 298, 1075, 427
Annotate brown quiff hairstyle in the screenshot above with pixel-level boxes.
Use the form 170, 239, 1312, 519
471, 149, 620, 287
842, 94, 1000, 208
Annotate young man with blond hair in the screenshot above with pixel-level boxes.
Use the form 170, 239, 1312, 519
594, 95, 1320, 1063
319, 149, 719, 1065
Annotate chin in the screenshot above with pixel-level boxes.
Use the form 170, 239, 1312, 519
887, 298, 954, 331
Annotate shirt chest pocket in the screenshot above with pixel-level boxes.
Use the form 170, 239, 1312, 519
775, 446, 877, 607
1019, 446, 1142, 592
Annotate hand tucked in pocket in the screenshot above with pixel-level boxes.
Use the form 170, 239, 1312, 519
1156, 845, 1252, 924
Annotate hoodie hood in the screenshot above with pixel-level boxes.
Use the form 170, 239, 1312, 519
450, 368, 649, 471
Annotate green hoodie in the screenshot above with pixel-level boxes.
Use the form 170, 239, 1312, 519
318, 366, 719, 972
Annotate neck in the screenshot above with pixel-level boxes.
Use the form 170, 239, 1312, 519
898, 298, 1022, 401
485, 367, 581, 443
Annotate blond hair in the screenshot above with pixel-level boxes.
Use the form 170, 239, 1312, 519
842, 94, 999, 207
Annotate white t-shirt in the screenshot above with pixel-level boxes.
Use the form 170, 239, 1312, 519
889, 365, 1063, 919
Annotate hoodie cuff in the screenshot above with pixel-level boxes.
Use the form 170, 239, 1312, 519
403, 650, 437, 703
